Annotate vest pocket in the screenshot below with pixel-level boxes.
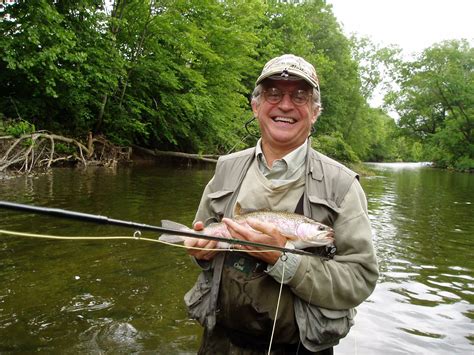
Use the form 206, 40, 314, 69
184, 272, 212, 326
295, 300, 356, 347
207, 190, 234, 221
307, 195, 339, 227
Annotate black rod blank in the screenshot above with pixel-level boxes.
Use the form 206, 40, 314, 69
0, 200, 316, 257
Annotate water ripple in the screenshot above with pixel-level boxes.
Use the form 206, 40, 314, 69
75, 319, 143, 354
60, 293, 114, 313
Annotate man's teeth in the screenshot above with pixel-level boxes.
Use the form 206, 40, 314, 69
273, 117, 295, 123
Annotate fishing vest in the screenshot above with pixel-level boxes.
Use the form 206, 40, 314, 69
185, 141, 358, 351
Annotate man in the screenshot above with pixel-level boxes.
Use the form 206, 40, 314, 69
184, 54, 379, 354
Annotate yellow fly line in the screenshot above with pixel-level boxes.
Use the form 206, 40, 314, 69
0, 228, 289, 353
0, 229, 273, 254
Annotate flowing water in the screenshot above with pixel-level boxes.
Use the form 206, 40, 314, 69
0, 162, 472, 354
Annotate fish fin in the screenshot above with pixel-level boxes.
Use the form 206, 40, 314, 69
159, 234, 185, 244
233, 202, 269, 216
161, 219, 188, 230
234, 202, 243, 216
159, 220, 190, 244
281, 232, 298, 241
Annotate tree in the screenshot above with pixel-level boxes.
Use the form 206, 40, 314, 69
253, 1, 371, 162
103, 0, 264, 151
0, 0, 124, 136
5, 0, 454, 166
387, 40, 473, 169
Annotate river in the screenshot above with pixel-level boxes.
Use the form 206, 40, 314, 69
0, 162, 472, 354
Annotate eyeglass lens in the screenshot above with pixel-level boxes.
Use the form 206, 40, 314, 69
263, 88, 311, 106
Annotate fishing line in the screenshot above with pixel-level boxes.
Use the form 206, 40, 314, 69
267, 253, 287, 355
0, 229, 276, 254
0, 201, 317, 257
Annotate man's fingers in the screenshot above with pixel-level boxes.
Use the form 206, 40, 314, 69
222, 218, 248, 240
193, 221, 205, 231
186, 237, 216, 249
246, 217, 278, 236
185, 237, 220, 260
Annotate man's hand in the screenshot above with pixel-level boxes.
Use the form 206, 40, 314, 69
222, 217, 287, 264
184, 221, 220, 261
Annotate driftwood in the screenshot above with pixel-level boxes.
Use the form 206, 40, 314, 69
0, 131, 131, 174
0, 131, 219, 176
132, 145, 219, 163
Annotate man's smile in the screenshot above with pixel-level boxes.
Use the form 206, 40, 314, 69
272, 116, 297, 124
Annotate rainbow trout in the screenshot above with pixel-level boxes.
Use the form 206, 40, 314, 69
159, 208, 335, 250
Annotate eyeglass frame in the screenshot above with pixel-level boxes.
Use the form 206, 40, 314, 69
262, 87, 313, 106
251, 83, 321, 109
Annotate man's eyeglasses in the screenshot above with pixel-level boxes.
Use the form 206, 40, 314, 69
262, 87, 312, 106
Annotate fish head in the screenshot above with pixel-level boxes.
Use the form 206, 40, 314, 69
293, 222, 335, 248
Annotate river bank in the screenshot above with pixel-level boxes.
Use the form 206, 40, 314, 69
2, 132, 449, 180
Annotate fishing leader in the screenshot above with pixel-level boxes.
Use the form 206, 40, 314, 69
184, 54, 379, 354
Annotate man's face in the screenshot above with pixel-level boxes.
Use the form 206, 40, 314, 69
252, 79, 319, 153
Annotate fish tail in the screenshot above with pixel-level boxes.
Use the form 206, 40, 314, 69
159, 220, 190, 244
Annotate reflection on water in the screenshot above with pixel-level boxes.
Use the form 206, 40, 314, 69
0, 163, 473, 354
338, 163, 473, 354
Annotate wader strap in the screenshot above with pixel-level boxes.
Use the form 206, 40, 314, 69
295, 194, 304, 215
207, 253, 225, 330
204, 152, 255, 331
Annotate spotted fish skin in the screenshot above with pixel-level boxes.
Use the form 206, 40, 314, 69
159, 209, 334, 250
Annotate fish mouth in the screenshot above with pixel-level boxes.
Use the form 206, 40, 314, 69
322, 231, 335, 241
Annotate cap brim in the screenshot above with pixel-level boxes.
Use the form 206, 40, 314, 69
267, 74, 304, 82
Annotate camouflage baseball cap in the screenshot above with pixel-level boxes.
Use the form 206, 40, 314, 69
256, 54, 320, 91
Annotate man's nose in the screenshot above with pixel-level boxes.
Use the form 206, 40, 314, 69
278, 93, 294, 110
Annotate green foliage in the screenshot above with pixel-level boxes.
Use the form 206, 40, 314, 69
312, 133, 360, 163
410, 142, 424, 162
4, 120, 36, 137
100, 0, 264, 152
0, 0, 124, 135
386, 40, 473, 170
0, 0, 368, 156
252, 0, 373, 160
350, 36, 402, 102
54, 142, 76, 155
453, 156, 474, 172
0, 0, 468, 170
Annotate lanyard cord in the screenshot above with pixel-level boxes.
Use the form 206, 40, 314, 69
267, 253, 287, 355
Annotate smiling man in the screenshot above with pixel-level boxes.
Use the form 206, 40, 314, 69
253, 55, 320, 163
184, 54, 379, 354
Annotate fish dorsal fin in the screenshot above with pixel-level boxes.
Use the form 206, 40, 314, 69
234, 202, 242, 216
234, 202, 271, 216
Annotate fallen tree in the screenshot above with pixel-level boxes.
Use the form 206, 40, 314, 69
0, 131, 131, 174
132, 145, 219, 163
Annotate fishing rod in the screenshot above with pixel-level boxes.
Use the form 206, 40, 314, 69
0, 200, 317, 257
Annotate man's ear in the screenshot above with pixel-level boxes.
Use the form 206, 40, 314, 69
251, 101, 259, 116
311, 107, 320, 124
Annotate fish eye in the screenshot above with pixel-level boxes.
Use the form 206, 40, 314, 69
318, 225, 326, 231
